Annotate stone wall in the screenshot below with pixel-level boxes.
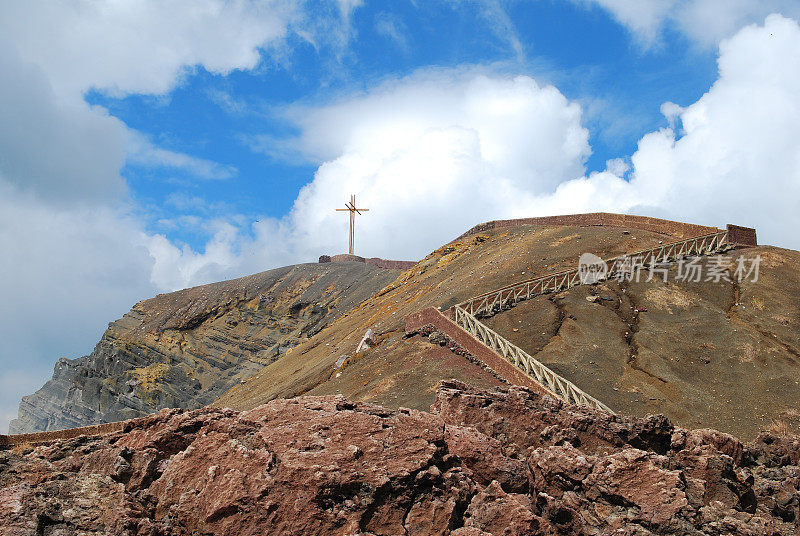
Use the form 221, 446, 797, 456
0, 420, 128, 449
365, 258, 418, 270
320, 254, 417, 270
405, 307, 552, 397
330, 254, 366, 263
727, 224, 758, 247
456, 213, 722, 241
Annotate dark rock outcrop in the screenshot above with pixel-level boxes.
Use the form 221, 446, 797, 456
1, 380, 797, 535
10, 262, 399, 433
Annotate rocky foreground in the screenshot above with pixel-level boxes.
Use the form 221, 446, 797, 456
2, 380, 798, 536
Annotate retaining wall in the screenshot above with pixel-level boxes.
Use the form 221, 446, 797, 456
329, 254, 366, 263
456, 213, 721, 241
726, 224, 758, 247
319, 254, 417, 270
405, 307, 552, 397
365, 258, 418, 270
0, 420, 129, 449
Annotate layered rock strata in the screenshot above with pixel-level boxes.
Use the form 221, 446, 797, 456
11, 262, 399, 433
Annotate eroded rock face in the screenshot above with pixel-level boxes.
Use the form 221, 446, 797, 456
1, 380, 798, 535
11, 262, 399, 433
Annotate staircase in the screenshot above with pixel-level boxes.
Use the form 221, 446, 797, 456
407, 223, 757, 414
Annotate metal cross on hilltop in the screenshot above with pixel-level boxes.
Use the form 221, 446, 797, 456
335, 194, 369, 255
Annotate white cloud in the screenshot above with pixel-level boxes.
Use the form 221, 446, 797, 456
585, 0, 800, 47
195, 14, 800, 282
474, 0, 525, 61
138, 71, 596, 285
674, 0, 800, 47
583, 0, 676, 44
375, 12, 411, 53
0, 0, 298, 99
206, 88, 249, 115
276, 70, 589, 257
0, 183, 157, 433
152, 69, 593, 279
127, 134, 238, 180
337, 0, 365, 22
0, 0, 298, 207
287, 69, 589, 185
526, 14, 800, 247
0, 39, 129, 205
0, 0, 344, 431
605, 157, 630, 177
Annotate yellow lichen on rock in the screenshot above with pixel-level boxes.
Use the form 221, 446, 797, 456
131, 363, 170, 393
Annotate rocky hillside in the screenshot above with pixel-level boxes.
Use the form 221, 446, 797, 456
10, 262, 399, 433
2, 381, 798, 535
216, 225, 674, 411
12, 216, 800, 441
215, 222, 800, 441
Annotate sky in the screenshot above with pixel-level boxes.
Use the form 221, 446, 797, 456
2, 0, 800, 432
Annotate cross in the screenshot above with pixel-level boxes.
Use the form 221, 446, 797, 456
335, 194, 369, 255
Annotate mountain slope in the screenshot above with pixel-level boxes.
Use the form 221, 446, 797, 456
10, 262, 399, 433
215, 222, 799, 440
215, 224, 675, 408
12, 215, 799, 441
481, 246, 800, 439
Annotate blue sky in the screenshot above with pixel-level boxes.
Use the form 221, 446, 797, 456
2, 0, 800, 432
86, 0, 720, 251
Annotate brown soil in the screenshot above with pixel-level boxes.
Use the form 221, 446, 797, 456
214, 225, 689, 412
482, 246, 800, 440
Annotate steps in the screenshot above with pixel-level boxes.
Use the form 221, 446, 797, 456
408, 221, 757, 413
2, 215, 757, 441
458, 229, 733, 317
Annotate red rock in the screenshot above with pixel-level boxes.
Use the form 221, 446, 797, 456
672, 428, 744, 464
462, 480, 550, 536
1, 380, 798, 535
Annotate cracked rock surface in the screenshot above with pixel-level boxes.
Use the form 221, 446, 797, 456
2, 380, 798, 535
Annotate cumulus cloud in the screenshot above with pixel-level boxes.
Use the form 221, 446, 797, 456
0, 0, 298, 99
0, 0, 298, 206
585, 0, 800, 47
0, 0, 335, 432
288, 70, 588, 185
142, 69, 596, 287
526, 14, 800, 247
277, 70, 589, 257
187, 14, 800, 281
0, 39, 129, 205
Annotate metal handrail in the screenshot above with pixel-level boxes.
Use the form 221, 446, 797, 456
453, 306, 614, 413
458, 230, 730, 317
449, 229, 732, 412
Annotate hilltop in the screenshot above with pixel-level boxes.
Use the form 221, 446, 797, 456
215, 216, 798, 440
10, 214, 800, 441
